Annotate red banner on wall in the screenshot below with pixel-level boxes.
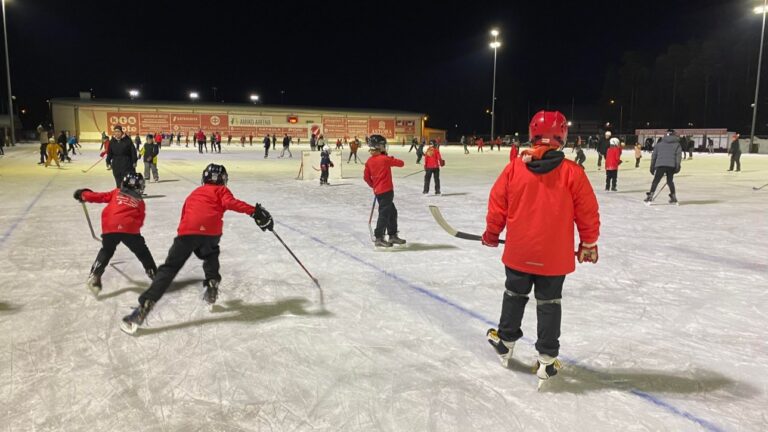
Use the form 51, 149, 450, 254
139, 113, 171, 134
201, 114, 228, 130
107, 112, 140, 135
369, 118, 395, 138
322, 116, 348, 138
170, 114, 200, 132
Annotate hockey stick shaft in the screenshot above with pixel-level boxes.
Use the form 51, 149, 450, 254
753, 182, 768, 190
368, 196, 376, 241
403, 169, 424, 178
651, 182, 668, 201
81, 202, 101, 242
82, 156, 105, 173
272, 230, 324, 304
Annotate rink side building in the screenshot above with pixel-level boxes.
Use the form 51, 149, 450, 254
50, 98, 426, 143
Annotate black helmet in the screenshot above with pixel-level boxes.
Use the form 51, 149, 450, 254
429, 139, 437, 146
202, 163, 228, 185
368, 134, 387, 152
122, 172, 146, 194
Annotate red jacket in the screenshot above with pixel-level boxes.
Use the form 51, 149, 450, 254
216, 133, 222, 143
195, 131, 205, 141
486, 156, 600, 275
605, 146, 622, 170
424, 146, 443, 169
154, 133, 162, 144
509, 145, 519, 161
82, 189, 145, 235
364, 154, 404, 195
176, 184, 256, 236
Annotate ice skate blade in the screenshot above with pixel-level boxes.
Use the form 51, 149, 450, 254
87, 284, 101, 298
120, 321, 138, 335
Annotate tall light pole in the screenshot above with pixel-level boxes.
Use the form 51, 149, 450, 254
2, 0, 15, 146
489, 29, 501, 141
751, 0, 768, 153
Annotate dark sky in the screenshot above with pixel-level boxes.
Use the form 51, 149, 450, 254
2, 0, 749, 133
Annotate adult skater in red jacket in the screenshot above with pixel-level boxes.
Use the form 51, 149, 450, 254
604, 138, 622, 191
121, 163, 274, 334
509, 141, 519, 162
422, 140, 444, 195
364, 135, 405, 248
73, 172, 157, 297
483, 111, 600, 389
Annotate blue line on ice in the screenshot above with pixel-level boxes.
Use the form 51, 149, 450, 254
280, 222, 726, 432
0, 176, 56, 249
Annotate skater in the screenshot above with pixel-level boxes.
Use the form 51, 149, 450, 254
272, 134, 277, 150
57, 130, 71, 162
483, 111, 600, 388
509, 140, 519, 162
106, 125, 138, 188
364, 135, 406, 248
263, 135, 271, 158
317, 134, 326, 152
209, 132, 216, 154
596, 130, 610, 170
476, 137, 484, 152
645, 129, 682, 204
494, 136, 502, 151
140, 134, 160, 182
227, 133, 232, 146
74, 172, 157, 296
423, 140, 444, 195
416, 139, 425, 164
133, 134, 142, 153
347, 136, 360, 163
310, 134, 317, 151
177, 132, 182, 146
168, 132, 174, 146
728, 133, 741, 172
195, 129, 206, 153
461, 135, 469, 154
409, 137, 418, 152
574, 144, 586, 168
44, 138, 61, 168
279, 134, 292, 158
120, 163, 274, 334
215, 131, 222, 153
634, 142, 642, 168
248, 133, 253, 146
681, 135, 689, 160
335, 138, 342, 150
240, 135, 246, 147
68, 133, 80, 155
707, 136, 714, 154
605, 137, 622, 191
319, 148, 334, 185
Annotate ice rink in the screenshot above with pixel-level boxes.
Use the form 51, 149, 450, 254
0, 142, 766, 431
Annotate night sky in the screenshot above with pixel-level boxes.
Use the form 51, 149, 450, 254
2, 0, 750, 133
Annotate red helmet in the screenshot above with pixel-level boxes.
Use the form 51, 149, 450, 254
528, 110, 568, 148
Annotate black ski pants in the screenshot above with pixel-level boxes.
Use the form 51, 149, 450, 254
605, 170, 617, 190
374, 190, 398, 239
139, 235, 221, 305
39, 144, 47, 163
498, 267, 565, 358
729, 154, 741, 171
198, 140, 206, 153
650, 166, 676, 195
91, 233, 156, 276
423, 168, 440, 194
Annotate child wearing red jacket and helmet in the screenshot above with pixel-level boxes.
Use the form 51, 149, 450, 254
364, 134, 405, 248
120, 163, 274, 334
73, 172, 157, 297
422, 140, 444, 195
482, 111, 600, 389
604, 137, 622, 191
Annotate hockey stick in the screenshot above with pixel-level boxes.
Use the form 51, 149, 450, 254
271, 230, 324, 305
402, 169, 424, 178
81, 156, 105, 173
644, 182, 668, 205
81, 202, 101, 242
753, 182, 768, 191
367, 196, 376, 242
428, 205, 505, 244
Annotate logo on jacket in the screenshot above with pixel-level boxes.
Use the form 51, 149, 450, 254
116, 193, 140, 208
199, 225, 206, 231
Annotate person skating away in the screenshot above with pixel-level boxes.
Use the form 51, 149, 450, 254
106, 125, 138, 187
57, 131, 71, 162
605, 138, 622, 191
728, 133, 741, 172
44, 138, 61, 168
574, 144, 586, 168
248, 133, 253, 146
483, 110, 600, 389
121, 164, 274, 334
74, 173, 158, 297
423, 140, 444, 195
364, 135, 406, 248
263, 135, 271, 158
596, 130, 610, 170
319, 148, 334, 185
461, 135, 469, 154
348, 136, 360, 163
215, 132, 222, 153
644, 129, 682, 205
409, 137, 418, 152
272, 134, 277, 150
140, 134, 160, 183
477, 137, 485, 152
279, 134, 292, 158
227, 133, 232, 146
240, 135, 246, 147
634, 143, 642, 168
415, 139, 425, 164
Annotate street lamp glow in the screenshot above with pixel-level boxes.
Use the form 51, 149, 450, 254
491, 29, 499, 37
755, 5, 768, 14
489, 28, 501, 144
567, 121, 573, 127
250, 94, 259, 102
128, 89, 139, 99
489, 41, 501, 48
189, 91, 199, 100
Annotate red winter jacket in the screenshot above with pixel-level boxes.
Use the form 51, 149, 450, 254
195, 131, 206, 142
605, 146, 622, 170
364, 153, 404, 195
486, 155, 600, 276
424, 146, 443, 169
82, 189, 145, 235
509, 145, 519, 161
176, 184, 256, 236
154, 133, 162, 144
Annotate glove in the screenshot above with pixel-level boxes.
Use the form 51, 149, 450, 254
330, 162, 335, 168
440, 159, 446, 167
650, 167, 655, 175
575, 242, 598, 264
481, 231, 499, 248
252, 203, 274, 231
99, 151, 106, 158
674, 165, 680, 174
73, 188, 91, 202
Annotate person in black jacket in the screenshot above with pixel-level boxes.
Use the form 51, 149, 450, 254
596, 130, 610, 170
728, 133, 741, 172
141, 134, 160, 182
57, 130, 71, 162
106, 125, 138, 188
645, 129, 682, 204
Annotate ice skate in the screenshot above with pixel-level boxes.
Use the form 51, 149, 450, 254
388, 234, 406, 245
486, 328, 515, 367
203, 279, 219, 310
643, 191, 653, 205
86, 273, 102, 297
533, 354, 562, 390
120, 300, 155, 335
374, 237, 392, 248
669, 193, 678, 205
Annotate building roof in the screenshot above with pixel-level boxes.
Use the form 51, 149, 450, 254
50, 98, 425, 117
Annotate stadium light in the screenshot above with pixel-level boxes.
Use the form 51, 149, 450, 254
489, 29, 501, 141
250, 94, 260, 103
750, 0, 768, 153
189, 91, 199, 101
128, 89, 139, 99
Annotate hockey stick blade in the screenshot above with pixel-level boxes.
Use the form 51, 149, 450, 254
81, 202, 101, 242
428, 205, 505, 244
752, 183, 768, 191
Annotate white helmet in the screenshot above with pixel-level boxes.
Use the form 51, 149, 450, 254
609, 138, 620, 146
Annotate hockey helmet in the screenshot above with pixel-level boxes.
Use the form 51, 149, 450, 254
122, 172, 146, 194
609, 137, 620, 146
368, 134, 387, 152
202, 163, 228, 185
528, 111, 568, 148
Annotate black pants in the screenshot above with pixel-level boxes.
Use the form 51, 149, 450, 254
576, 155, 585, 167
498, 267, 565, 357
597, 152, 603, 167
320, 167, 329, 184
264, 147, 269, 158
635, 157, 641, 168
198, 140, 206, 153
409, 144, 417, 152
91, 233, 156, 276
416, 153, 423, 164
112, 168, 131, 188
347, 151, 359, 163
139, 235, 221, 304
423, 168, 440, 193
215, 142, 221, 153
650, 166, 676, 195
39, 144, 47, 163
605, 170, 617, 190
729, 154, 741, 171
374, 190, 398, 238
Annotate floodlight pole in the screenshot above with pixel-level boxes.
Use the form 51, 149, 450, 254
2, 0, 15, 146
750, 0, 768, 153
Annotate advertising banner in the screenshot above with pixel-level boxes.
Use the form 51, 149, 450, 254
322, 116, 348, 138
347, 118, 368, 138
170, 113, 200, 132
229, 115, 273, 128
368, 118, 395, 138
107, 112, 140, 135
139, 113, 171, 134
201, 114, 228, 130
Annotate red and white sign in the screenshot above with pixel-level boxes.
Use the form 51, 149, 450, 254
107, 112, 140, 134
368, 118, 395, 139
322, 116, 348, 138
347, 118, 368, 138
170, 114, 201, 132
139, 113, 171, 134
201, 114, 227, 130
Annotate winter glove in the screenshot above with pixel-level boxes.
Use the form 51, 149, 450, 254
575, 242, 598, 264
481, 231, 500, 248
73, 188, 92, 202
674, 165, 680, 174
650, 167, 655, 175
440, 159, 446, 167
330, 162, 335, 168
252, 203, 274, 232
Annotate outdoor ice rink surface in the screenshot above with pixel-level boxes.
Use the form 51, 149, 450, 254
0, 142, 766, 432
